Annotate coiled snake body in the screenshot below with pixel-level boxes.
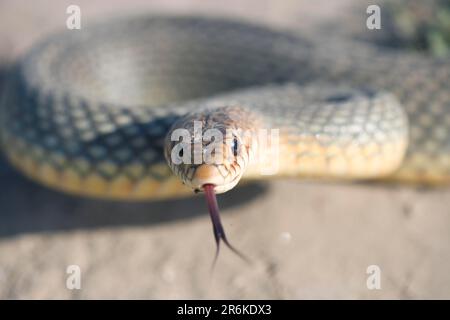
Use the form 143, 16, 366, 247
1, 16, 449, 258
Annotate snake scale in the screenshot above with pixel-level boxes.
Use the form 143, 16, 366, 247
1, 15, 449, 258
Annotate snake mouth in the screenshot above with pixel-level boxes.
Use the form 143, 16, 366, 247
192, 165, 225, 190
190, 164, 242, 194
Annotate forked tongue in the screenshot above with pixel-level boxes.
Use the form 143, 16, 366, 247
203, 184, 250, 268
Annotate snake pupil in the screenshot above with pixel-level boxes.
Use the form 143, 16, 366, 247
232, 138, 239, 157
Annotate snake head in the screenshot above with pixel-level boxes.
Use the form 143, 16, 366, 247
164, 105, 260, 194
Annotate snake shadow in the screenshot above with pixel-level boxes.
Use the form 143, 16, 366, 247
0, 156, 268, 238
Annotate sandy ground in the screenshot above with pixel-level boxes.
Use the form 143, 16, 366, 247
0, 0, 449, 299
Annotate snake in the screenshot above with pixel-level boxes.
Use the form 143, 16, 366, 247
1, 15, 449, 261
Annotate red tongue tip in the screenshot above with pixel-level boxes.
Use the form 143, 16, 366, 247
202, 184, 250, 267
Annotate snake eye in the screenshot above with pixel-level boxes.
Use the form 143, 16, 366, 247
232, 137, 239, 157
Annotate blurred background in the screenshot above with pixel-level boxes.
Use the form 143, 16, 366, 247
0, 0, 449, 299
